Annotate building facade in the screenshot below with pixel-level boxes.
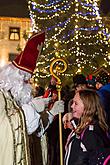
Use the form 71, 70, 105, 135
0, 16, 31, 68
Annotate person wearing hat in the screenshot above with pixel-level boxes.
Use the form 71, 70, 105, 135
73, 74, 87, 92
95, 75, 109, 90
86, 75, 96, 89
95, 75, 110, 127
0, 32, 64, 165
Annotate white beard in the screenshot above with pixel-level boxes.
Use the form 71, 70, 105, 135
0, 63, 33, 107
10, 82, 33, 107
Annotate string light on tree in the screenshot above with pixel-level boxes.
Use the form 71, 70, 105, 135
28, 0, 110, 86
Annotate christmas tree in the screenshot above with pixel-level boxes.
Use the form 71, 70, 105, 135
28, 0, 110, 86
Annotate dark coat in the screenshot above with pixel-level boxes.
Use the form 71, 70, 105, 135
64, 121, 110, 165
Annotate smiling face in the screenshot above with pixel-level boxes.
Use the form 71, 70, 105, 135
71, 92, 84, 119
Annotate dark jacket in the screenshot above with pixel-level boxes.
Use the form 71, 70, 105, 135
64, 121, 110, 165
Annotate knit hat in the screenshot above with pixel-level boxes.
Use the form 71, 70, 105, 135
86, 75, 96, 87
96, 75, 109, 85
95, 72, 110, 85
12, 31, 45, 74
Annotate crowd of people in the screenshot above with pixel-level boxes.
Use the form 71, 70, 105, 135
0, 31, 110, 165
63, 73, 110, 165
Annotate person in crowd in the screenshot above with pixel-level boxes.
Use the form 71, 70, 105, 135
62, 112, 77, 154
43, 76, 60, 165
61, 85, 74, 113
73, 74, 87, 92
64, 89, 110, 165
43, 76, 57, 98
0, 32, 64, 165
44, 76, 58, 110
66, 73, 88, 116
66, 74, 87, 114
95, 74, 109, 90
63, 73, 88, 144
62, 112, 73, 130
86, 74, 96, 89
95, 75, 110, 127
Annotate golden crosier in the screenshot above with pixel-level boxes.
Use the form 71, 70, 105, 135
50, 58, 67, 165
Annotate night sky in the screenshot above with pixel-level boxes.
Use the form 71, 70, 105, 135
0, 0, 109, 17
0, 0, 26, 4
0, 0, 29, 18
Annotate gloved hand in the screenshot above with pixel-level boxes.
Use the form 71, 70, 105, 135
31, 97, 51, 113
49, 100, 64, 116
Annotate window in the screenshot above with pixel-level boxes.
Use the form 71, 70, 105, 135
9, 27, 20, 41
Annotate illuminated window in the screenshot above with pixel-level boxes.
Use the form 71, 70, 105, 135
9, 27, 20, 41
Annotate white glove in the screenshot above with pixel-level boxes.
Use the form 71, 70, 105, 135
50, 100, 64, 116
31, 97, 51, 113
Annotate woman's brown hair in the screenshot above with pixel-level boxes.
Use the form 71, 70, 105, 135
75, 89, 108, 134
